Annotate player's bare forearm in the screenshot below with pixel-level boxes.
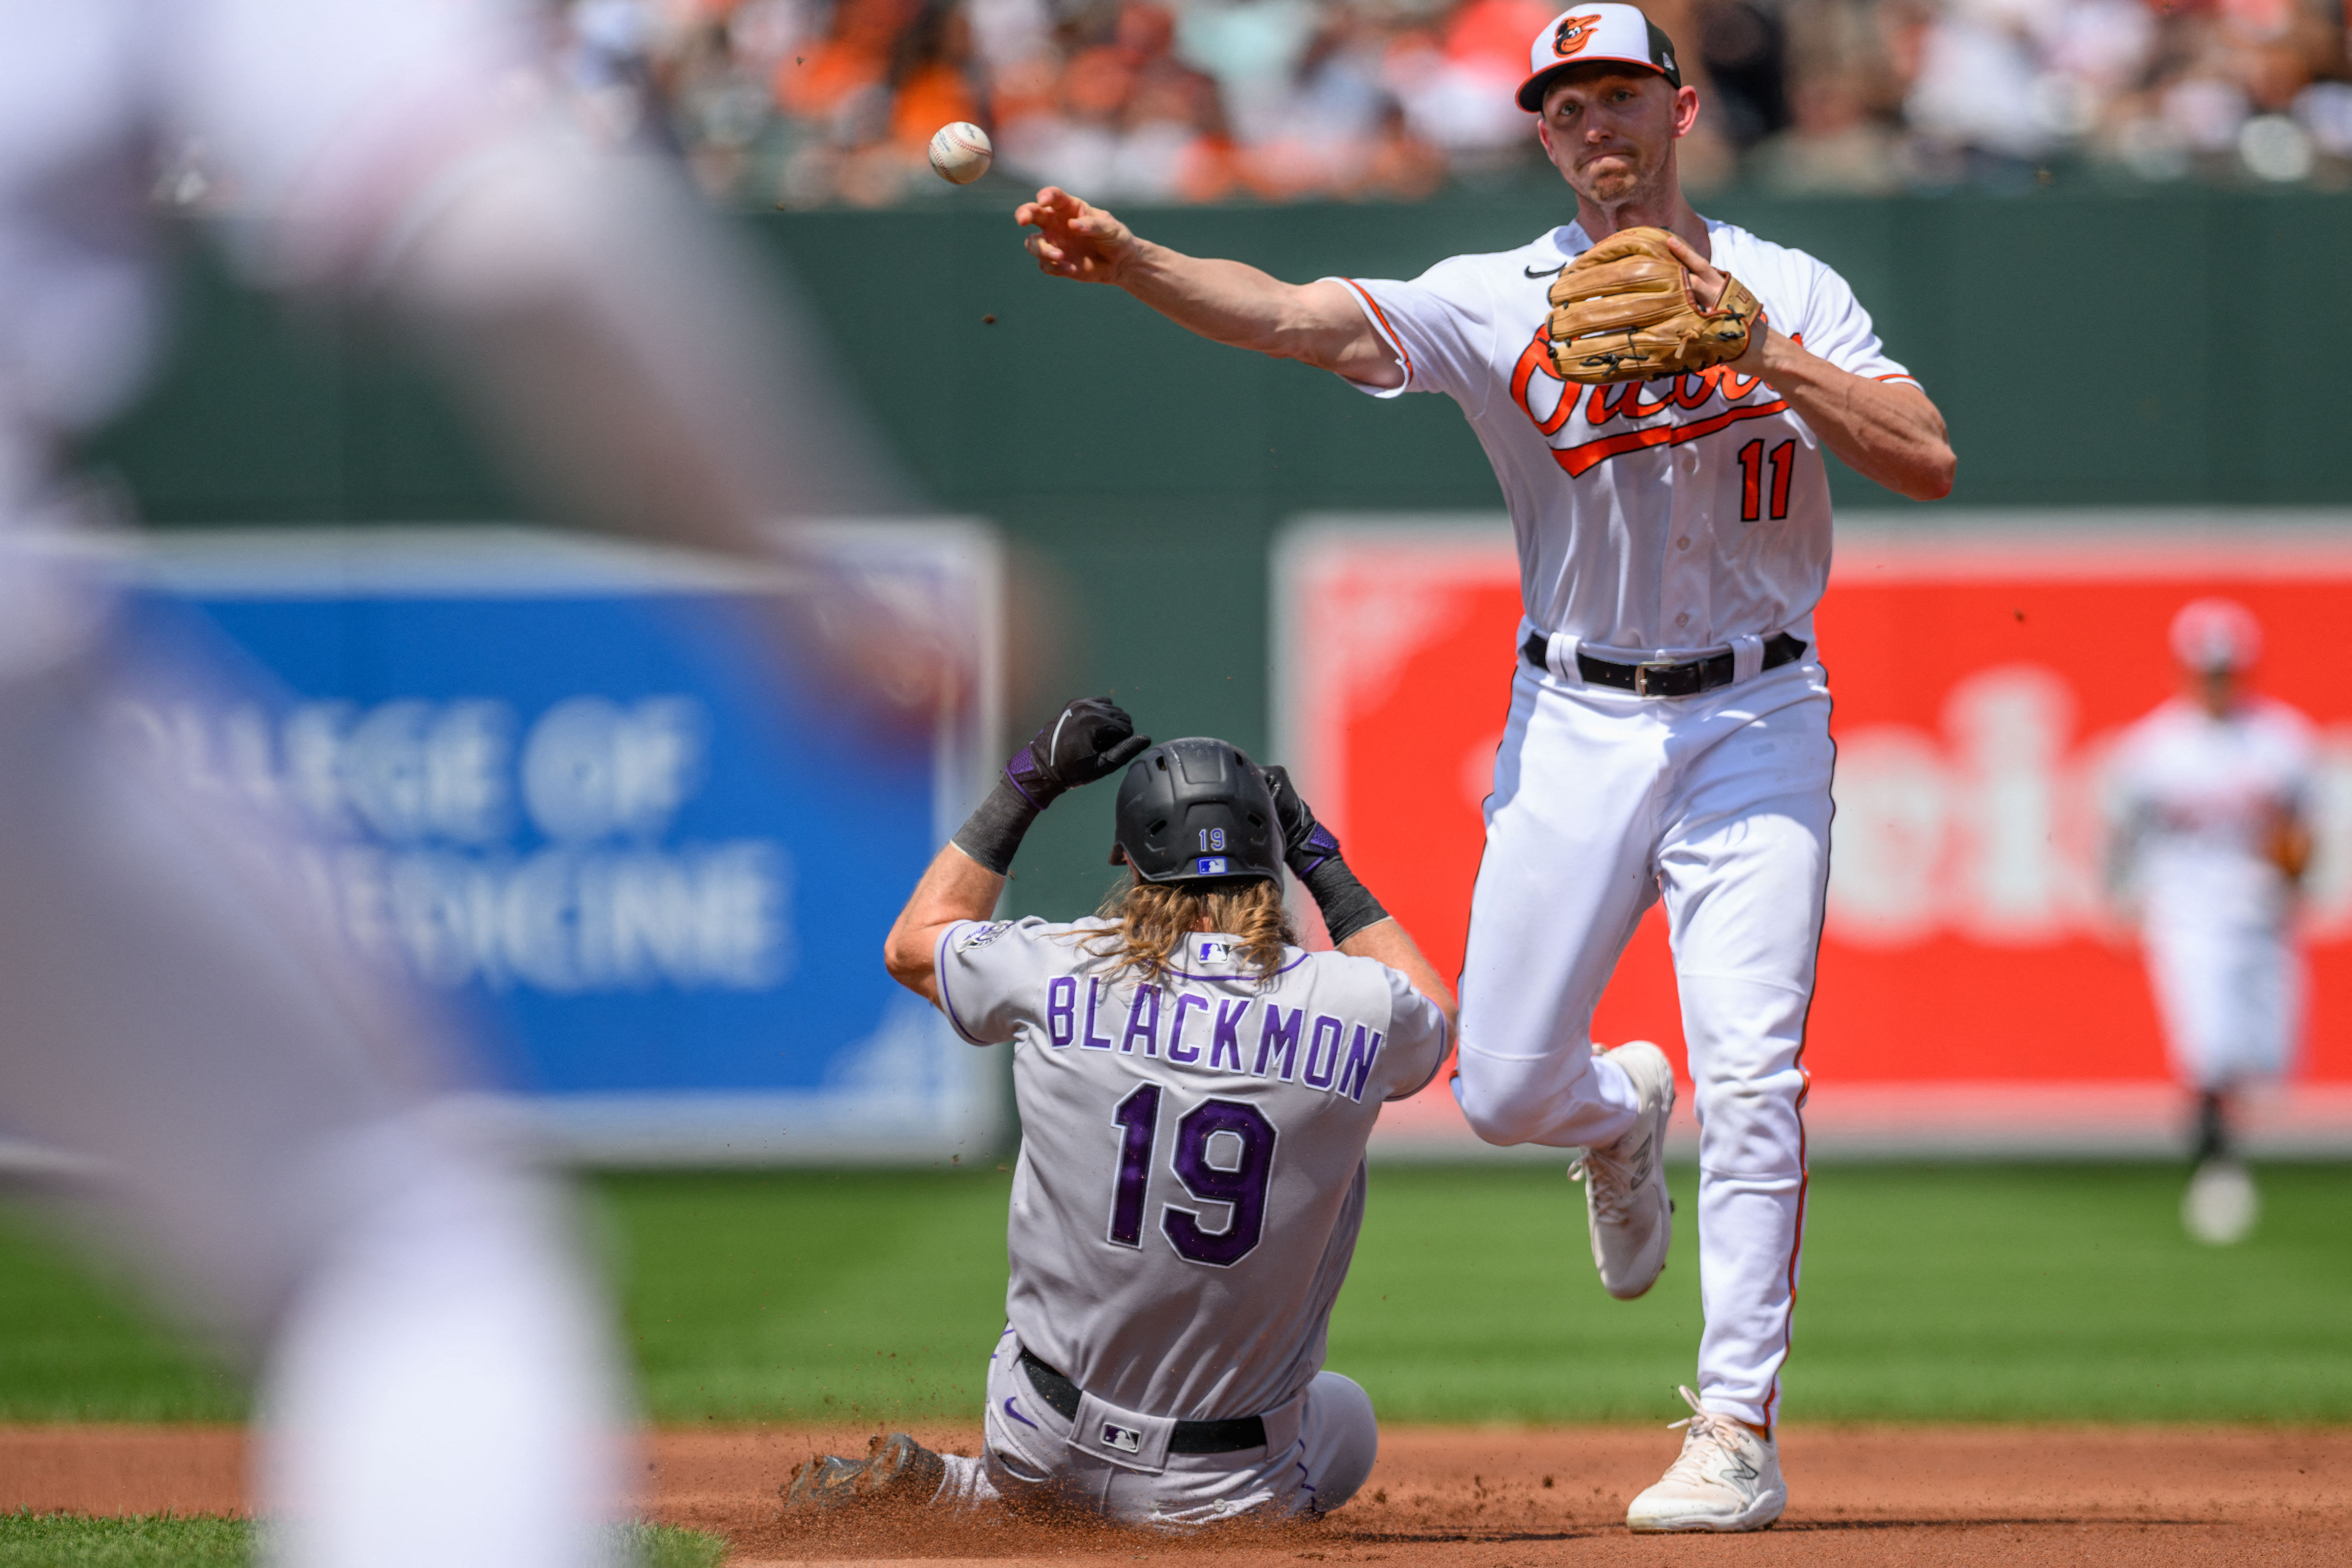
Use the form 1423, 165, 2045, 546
890, 698, 1145, 1000
1017, 187, 1399, 386
1122, 250, 1400, 385
1756, 336, 1955, 501
885, 843, 1005, 1004
1339, 917, 1458, 1040
1669, 235, 1953, 502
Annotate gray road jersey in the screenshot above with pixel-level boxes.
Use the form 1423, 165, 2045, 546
938, 915, 1448, 1422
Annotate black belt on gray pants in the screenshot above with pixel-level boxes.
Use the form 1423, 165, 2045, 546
1017, 1348, 1267, 1454
1522, 630, 1807, 697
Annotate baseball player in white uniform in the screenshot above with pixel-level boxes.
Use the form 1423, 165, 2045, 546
1014, 4, 1955, 1531
0, 3, 934, 1563
2108, 598, 2317, 1245
781, 697, 1454, 1528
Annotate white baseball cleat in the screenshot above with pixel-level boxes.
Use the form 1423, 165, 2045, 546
1625, 1386, 1787, 1533
2182, 1158, 2259, 1245
1571, 1040, 1675, 1299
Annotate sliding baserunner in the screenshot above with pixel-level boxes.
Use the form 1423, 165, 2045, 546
784, 696, 1452, 1528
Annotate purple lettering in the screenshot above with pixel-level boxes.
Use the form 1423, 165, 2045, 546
1047, 977, 1077, 1047
1254, 1005, 1303, 1081
1081, 978, 1115, 1049
1302, 1014, 1344, 1090
1337, 1024, 1384, 1103
1108, 1083, 1158, 1246
1210, 1000, 1249, 1071
1162, 1099, 1277, 1266
1122, 984, 1163, 1056
1169, 994, 1207, 1064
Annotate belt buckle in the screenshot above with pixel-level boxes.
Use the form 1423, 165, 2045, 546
1633, 659, 1680, 698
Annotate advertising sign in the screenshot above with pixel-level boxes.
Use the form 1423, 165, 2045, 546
1275, 514, 2352, 1155
120, 525, 1003, 1164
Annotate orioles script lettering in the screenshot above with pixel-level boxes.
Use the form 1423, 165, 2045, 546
1511, 321, 1795, 478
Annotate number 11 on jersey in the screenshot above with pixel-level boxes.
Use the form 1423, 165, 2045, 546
1737, 438, 1795, 523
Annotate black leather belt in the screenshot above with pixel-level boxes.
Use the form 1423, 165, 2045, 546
1522, 630, 1806, 697
1018, 1348, 1267, 1455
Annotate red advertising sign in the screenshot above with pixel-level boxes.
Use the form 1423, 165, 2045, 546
1274, 517, 2352, 1153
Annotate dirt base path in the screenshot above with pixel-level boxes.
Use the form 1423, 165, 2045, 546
5, 1423, 2345, 1565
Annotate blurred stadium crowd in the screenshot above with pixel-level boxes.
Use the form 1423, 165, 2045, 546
549, 0, 2352, 205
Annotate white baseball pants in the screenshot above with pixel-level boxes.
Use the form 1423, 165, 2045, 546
939, 1324, 1377, 1527
2144, 917, 2302, 1092
1452, 649, 1834, 1429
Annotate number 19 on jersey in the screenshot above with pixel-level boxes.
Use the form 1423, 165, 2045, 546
1108, 1084, 1276, 1266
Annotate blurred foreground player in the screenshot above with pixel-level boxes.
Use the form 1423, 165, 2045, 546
785, 698, 1454, 1528
0, 3, 935, 1565
2108, 600, 2316, 1246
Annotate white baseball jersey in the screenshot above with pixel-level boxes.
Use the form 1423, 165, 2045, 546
935, 915, 1448, 1422
2110, 695, 2317, 933
1331, 220, 1917, 655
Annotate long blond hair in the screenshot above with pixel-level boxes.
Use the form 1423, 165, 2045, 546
1086, 874, 1296, 985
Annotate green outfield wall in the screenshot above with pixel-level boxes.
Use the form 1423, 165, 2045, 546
88, 188, 2352, 917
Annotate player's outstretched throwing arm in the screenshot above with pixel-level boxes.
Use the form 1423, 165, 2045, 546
1015, 187, 1405, 389
1016, 187, 1953, 502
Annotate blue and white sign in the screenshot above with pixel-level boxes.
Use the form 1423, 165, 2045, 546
118, 524, 1004, 1164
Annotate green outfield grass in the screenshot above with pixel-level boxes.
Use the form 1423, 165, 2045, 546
0, 1212, 245, 1422
0, 1515, 724, 1567
0, 1514, 248, 1568
3, 1163, 2349, 1426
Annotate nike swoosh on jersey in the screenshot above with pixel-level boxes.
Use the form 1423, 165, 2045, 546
1526, 263, 1564, 277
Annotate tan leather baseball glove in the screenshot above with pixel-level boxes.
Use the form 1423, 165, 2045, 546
1545, 227, 1765, 385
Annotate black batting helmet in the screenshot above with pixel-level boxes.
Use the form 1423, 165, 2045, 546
1111, 738, 1282, 885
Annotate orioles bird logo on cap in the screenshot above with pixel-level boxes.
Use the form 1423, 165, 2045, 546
1554, 13, 1603, 55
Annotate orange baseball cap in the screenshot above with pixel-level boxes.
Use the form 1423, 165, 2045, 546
1517, 5, 1683, 112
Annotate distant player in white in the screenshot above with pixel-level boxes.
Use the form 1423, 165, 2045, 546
1013, 4, 1955, 1531
2108, 599, 2316, 1245
781, 697, 1454, 1527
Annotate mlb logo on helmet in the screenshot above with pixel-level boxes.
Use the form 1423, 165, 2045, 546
1196, 856, 1229, 875
1101, 1422, 1143, 1453
1518, 4, 1682, 110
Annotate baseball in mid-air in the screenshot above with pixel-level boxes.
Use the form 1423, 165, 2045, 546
927, 122, 992, 185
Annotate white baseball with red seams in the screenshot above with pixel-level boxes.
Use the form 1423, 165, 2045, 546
928, 121, 994, 184
1329, 221, 1918, 1431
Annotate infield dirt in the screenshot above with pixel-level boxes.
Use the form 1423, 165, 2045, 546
3, 1423, 2344, 1565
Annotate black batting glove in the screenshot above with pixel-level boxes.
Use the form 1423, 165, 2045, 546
1004, 696, 1152, 810
1262, 763, 1388, 945
1263, 764, 1343, 878
956, 697, 1150, 874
